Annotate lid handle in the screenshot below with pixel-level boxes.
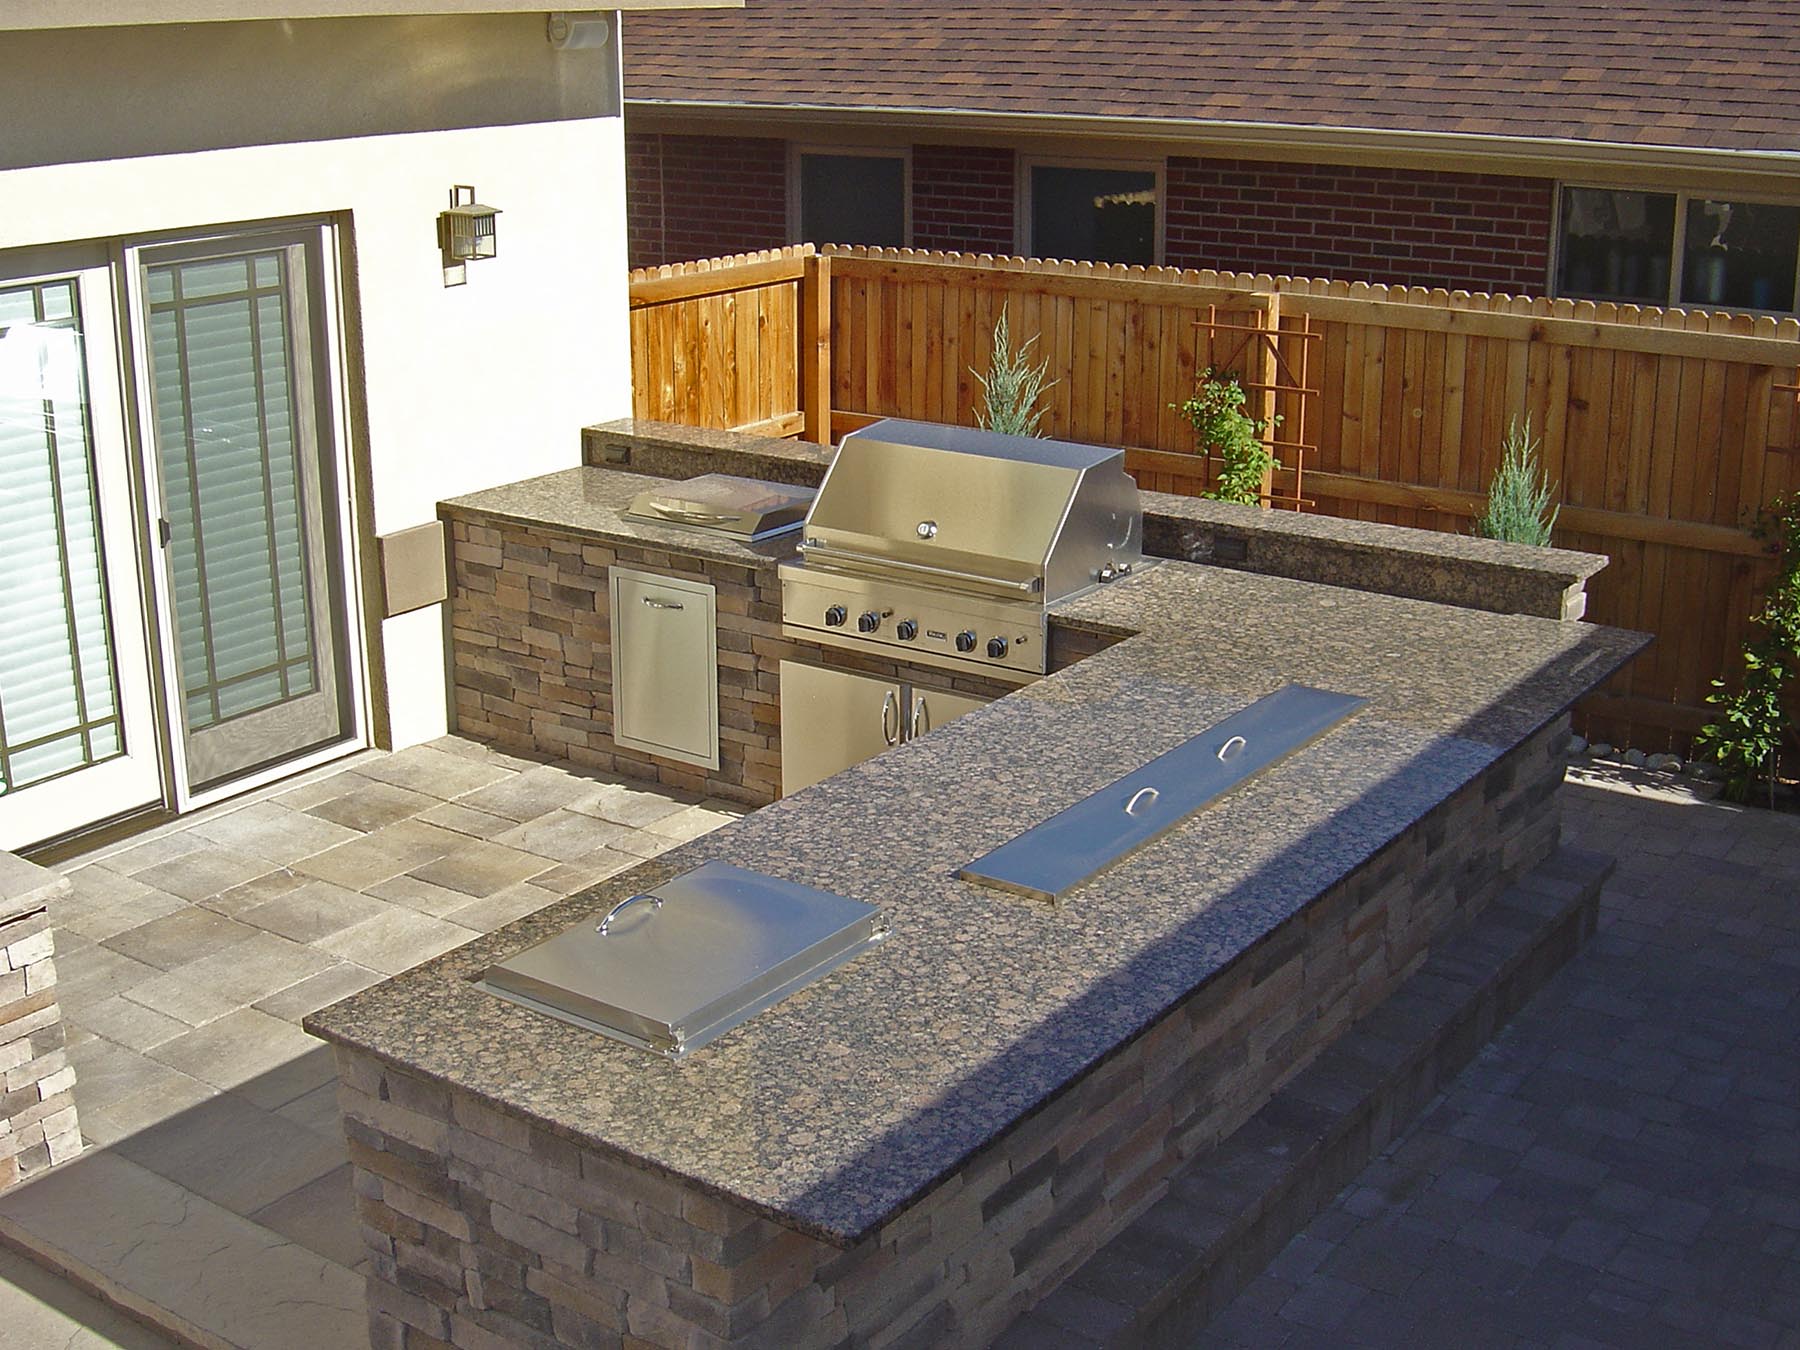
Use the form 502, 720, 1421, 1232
596, 892, 663, 935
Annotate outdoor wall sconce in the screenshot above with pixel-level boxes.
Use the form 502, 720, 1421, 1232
437, 185, 500, 287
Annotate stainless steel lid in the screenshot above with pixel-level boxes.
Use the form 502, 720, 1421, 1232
624, 474, 815, 540
959, 684, 1368, 902
799, 419, 1141, 602
478, 860, 887, 1058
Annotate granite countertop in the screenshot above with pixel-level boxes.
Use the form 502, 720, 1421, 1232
308, 554, 1647, 1247
438, 468, 803, 569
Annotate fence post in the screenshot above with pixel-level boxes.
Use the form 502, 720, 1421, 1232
803, 252, 832, 446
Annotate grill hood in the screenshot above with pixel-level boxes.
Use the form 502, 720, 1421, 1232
800, 419, 1141, 602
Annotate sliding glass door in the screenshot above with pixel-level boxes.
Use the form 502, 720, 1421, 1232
133, 228, 356, 797
0, 222, 362, 850
0, 252, 161, 849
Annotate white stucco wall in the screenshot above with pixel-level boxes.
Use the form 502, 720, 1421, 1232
0, 15, 632, 752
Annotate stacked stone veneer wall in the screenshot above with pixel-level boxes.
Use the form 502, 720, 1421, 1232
0, 867, 79, 1192
446, 516, 1027, 808
342, 715, 1568, 1349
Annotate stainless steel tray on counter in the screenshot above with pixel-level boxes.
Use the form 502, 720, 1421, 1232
959, 684, 1368, 902
623, 474, 815, 541
477, 861, 887, 1058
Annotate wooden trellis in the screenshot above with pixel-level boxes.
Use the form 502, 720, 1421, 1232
1192, 297, 1322, 509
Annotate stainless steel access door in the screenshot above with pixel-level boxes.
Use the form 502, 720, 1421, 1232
610, 568, 719, 770
778, 662, 900, 796
778, 662, 990, 796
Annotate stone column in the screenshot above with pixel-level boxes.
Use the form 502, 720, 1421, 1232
0, 852, 80, 1192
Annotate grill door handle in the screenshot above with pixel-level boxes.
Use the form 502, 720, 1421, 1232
641, 596, 685, 611
880, 690, 900, 746
910, 695, 930, 739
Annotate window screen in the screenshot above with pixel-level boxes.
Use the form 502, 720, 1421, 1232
1031, 167, 1156, 265
798, 154, 905, 248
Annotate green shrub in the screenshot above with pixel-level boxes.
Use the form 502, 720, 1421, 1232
1694, 492, 1800, 803
972, 306, 1055, 437
1475, 417, 1559, 546
1173, 368, 1280, 506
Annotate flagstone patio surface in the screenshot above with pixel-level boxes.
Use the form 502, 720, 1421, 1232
0, 737, 741, 1350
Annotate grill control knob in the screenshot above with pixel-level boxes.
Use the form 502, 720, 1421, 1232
895, 619, 918, 642
857, 611, 881, 633
987, 637, 1009, 659
955, 630, 977, 653
824, 605, 848, 627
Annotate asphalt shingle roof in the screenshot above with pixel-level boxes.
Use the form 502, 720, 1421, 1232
621, 2, 1800, 155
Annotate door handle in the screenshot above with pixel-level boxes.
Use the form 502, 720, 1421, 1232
909, 695, 929, 740
157, 517, 172, 548
880, 689, 900, 746
641, 596, 684, 611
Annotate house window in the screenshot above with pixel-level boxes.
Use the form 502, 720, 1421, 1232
1557, 186, 1800, 313
1681, 198, 1800, 311
1027, 164, 1158, 265
794, 150, 907, 248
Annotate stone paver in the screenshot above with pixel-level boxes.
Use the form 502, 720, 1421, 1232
1204, 774, 1800, 1348
0, 736, 735, 1350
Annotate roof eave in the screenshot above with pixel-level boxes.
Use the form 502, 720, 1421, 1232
0, 1, 740, 30
624, 98, 1800, 182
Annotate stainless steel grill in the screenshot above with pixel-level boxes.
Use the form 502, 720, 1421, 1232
779, 419, 1142, 678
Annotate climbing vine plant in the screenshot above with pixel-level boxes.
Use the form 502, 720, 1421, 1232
1694, 491, 1800, 804
1173, 367, 1281, 506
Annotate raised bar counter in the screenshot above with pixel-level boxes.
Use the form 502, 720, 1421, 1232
308, 522, 1645, 1346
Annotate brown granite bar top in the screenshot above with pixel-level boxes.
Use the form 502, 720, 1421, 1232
580, 418, 1608, 619
308, 542, 1648, 1246
437, 467, 801, 570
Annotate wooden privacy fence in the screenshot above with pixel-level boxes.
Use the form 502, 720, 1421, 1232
628, 245, 1800, 751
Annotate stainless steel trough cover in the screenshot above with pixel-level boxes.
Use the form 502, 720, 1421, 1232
477, 861, 887, 1058
959, 684, 1368, 902
623, 474, 814, 540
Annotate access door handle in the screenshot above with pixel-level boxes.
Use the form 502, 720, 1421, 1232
641, 596, 685, 611
880, 689, 900, 746
910, 696, 930, 740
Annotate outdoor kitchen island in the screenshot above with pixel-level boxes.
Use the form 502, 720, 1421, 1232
308, 493, 1646, 1349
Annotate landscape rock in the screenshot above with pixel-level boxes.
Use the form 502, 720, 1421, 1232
1568, 735, 1588, 755
1587, 742, 1615, 758
1623, 748, 1648, 767
1647, 753, 1683, 773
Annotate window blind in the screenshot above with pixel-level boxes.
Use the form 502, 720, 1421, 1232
0, 280, 125, 793
145, 251, 316, 734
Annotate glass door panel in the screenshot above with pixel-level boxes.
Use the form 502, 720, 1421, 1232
135, 229, 353, 796
0, 258, 160, 849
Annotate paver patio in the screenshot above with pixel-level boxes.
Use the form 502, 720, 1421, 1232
0, 736, 742, 1350
0, 752, 1794, 1348
1200, 765, 1800, 1350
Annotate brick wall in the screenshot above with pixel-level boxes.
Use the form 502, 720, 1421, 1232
341, 715, 1570, 1348
1, 895, 79, 1192
625, 133, 789, 269
624, 131, 1557, 292
1165, 157, 1554, 293
912, 144, 1017, 254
